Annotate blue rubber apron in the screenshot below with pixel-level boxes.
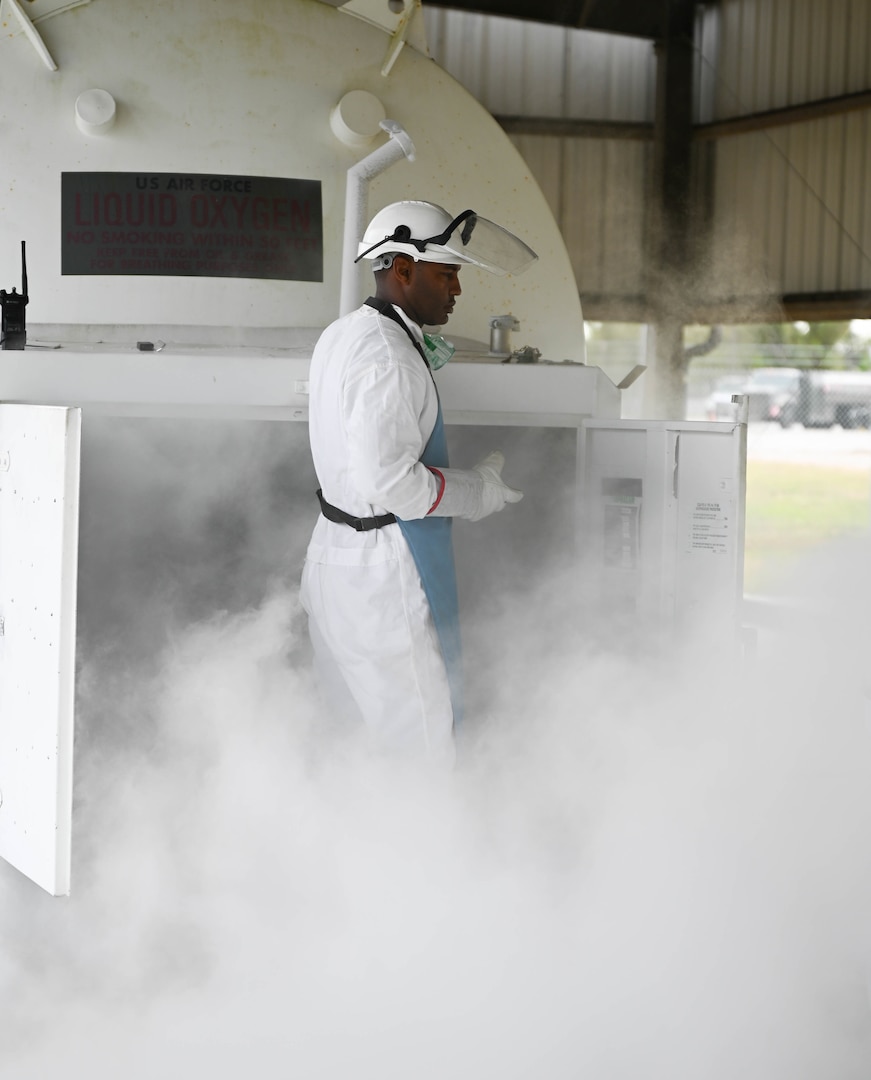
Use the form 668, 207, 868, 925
397, 403, 464, 730
364, 298, 464, 729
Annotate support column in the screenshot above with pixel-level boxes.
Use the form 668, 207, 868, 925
645, 0, 697, 419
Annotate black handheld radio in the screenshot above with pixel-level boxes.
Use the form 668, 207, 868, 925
0, 241, 28, 350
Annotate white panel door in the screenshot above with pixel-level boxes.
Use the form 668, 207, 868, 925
578, 418, 746, 648
0, 405, 81, 896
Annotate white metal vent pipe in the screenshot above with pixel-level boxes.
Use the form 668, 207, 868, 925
339, 120, 415, 316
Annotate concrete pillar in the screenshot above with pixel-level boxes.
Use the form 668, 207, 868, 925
644, 0, 697, 420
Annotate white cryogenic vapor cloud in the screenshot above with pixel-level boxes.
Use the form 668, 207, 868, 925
1, 420, 870, 1079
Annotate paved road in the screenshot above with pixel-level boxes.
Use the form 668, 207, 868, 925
746, 421, 871, 471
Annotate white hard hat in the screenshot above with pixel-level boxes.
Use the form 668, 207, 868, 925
356, 200, 537, 277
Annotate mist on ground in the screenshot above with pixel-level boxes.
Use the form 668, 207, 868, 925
1, 417, 870, 1079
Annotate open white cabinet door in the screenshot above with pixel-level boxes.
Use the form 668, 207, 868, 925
0, 404, 81, 896
578, 418, 747, 647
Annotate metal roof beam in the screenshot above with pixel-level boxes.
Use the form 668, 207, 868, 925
695, 89, 871, 140
422, 0, 683, 39
497, 87, 871, 141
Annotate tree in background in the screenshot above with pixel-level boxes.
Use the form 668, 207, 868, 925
680, 321, 867, 369
584, 320, 870, 419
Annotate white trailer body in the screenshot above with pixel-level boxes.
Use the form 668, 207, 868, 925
790, 370, 871, 429
0, 0, 746, 894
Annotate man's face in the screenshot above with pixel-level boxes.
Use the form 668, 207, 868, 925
402, 259, 462, 327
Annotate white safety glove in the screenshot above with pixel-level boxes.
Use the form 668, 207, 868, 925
428, 450, 523, 522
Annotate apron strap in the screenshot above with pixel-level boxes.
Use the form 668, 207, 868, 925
364, 296, 434, 377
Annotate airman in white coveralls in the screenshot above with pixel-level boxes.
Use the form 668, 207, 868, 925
301, 201, 536, 766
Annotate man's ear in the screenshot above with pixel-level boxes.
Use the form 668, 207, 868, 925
392, 255, 414, 285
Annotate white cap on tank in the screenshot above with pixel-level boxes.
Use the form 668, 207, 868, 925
75, 89, 117, 136
330, 90, 386, 149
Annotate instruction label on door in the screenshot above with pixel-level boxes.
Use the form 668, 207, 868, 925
683, 495, 732, 555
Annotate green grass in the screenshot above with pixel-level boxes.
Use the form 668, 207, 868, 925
744, 461, 870, 592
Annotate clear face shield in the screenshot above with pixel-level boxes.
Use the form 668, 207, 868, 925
356, 209, 538, 277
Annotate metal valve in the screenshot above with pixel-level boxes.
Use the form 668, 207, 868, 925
489, 313, 520, 357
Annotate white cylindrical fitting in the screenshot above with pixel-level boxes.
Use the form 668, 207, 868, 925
75, 89, 117, 136
330, 90, 387, 150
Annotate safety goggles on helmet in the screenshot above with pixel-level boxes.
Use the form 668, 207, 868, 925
355, 204, 537, 277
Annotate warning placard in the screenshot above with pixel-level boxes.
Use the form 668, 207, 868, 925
684, 498, 731, 555
61, 172, 323, 281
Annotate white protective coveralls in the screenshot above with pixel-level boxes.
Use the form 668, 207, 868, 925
300, 302, 455, 766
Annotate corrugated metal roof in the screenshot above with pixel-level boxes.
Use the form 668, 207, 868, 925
424, 7, 655, 121
425, 0, 871, 320
700, 0, 871, 120
711, 113, 871, 297
507, 132, 649, 301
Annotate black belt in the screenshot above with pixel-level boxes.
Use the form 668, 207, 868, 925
316, 489, 397, 532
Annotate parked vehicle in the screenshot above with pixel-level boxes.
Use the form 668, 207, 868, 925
779, 370, 871, 428
743, 367, 802, 423
704, 374, 748, 420
703, 367, 804, 423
